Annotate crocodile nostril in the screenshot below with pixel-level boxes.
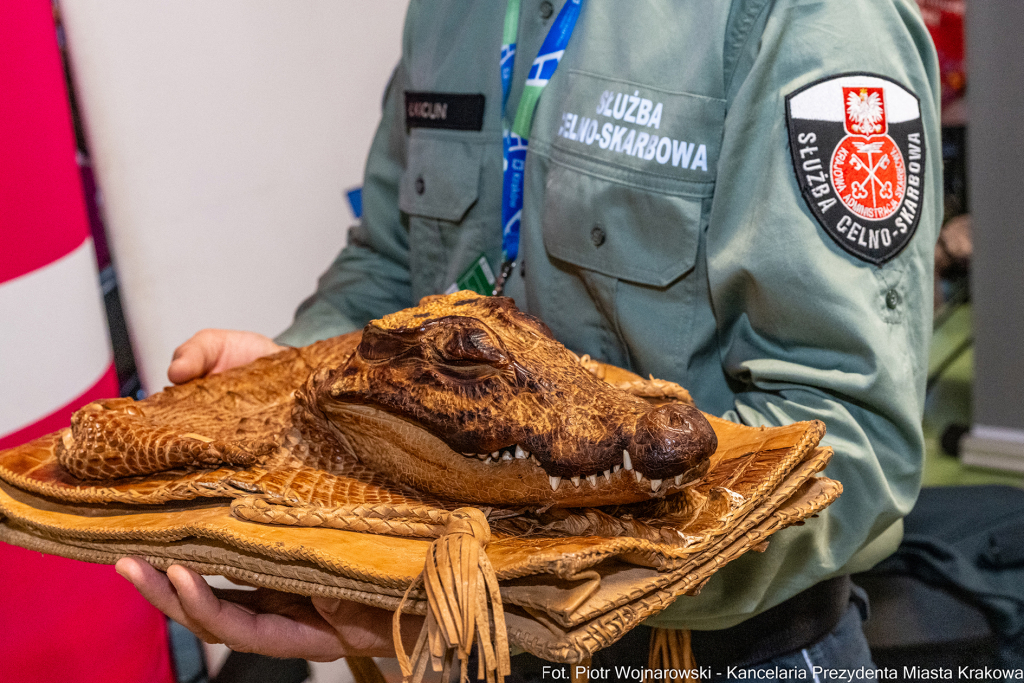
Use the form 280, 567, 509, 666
653, 403, 689, 428
646, 403, 702, 440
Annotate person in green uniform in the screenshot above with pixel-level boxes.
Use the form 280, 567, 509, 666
118, 0, 942, 678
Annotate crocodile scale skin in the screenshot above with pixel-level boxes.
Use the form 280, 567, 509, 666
55, 292, 717, 507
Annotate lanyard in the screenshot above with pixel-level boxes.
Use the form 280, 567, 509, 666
496, 0, 583, 293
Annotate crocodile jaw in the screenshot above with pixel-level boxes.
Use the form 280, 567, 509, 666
317, 402, 707, 507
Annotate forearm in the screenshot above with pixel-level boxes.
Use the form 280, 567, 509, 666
275, 229, 412, 347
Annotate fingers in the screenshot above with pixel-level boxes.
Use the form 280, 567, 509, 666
164, 565, 348, 660
206, 331, 285, 376
168, 331, 224, 384
115, 558, 220, 643
312, 596, 425, 658
119, 559, 348, 659
210, 586, 318, 620
167, 330, 285, 384
117, 559, 413, 661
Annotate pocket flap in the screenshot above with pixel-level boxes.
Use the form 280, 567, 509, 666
399, 133, 484, 222
542, 163, 704, 287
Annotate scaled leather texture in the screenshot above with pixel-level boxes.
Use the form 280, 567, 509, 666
0, 293, 841, 667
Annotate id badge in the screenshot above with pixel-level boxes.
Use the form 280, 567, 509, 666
445, 254, 496, 296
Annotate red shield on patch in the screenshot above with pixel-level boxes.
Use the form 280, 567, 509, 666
843, 86, 887, 136
831, 135, 906, 221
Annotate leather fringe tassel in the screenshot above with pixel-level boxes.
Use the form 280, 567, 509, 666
394, 507, 511, 683
649, 628, 699, 683
571, 657, 591, 683
345, 656, 388, 683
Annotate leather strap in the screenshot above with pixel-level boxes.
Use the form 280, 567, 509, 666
690, 575, 852, 670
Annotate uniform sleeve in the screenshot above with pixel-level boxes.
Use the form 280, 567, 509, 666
275, 37, 415, 347
645, 0, 943, 630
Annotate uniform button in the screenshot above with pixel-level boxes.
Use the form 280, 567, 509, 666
539, 1, 554, 19
415, 176, 425, 195
885, 288, 901, 309
591, 225, 606, 247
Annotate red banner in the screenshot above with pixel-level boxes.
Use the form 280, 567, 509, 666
916, 0, 966, 106
0, 2, 173, 682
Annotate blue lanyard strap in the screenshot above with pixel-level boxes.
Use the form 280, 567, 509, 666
500, 0, 520, 111
497, 0, 583, 291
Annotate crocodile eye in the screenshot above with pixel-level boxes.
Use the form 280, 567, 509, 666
439, 328, 507, 367
357, 325, 417, 361
418, 317, 510, 380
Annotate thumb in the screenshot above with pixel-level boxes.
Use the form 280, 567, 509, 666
168, 332, 224, 384
311, 596, 342, 616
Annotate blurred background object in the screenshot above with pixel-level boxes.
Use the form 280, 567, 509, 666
915, 0, 966, 121
57, 0, 408, 395
0, 2, 174, 681
957, 0, 1024, 473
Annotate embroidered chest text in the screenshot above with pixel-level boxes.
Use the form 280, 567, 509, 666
556, 90, 709, 172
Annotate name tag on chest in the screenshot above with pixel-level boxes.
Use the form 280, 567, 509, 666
405, 92, 485, 131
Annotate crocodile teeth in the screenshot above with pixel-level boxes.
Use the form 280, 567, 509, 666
603, 469, 612, 482
622, 450, 633, 470
515, 445, 528, 459
650, 479, 662, 492
635, 470, 643, 483
675, 474, 683, 485
571, 476, 581, 488
491, 451, 499, 458
530, 455, 540, 465
501, 451, 513, 461
586, 474, 598, 486
549, 476, 561, 491
613, 464, 621, 473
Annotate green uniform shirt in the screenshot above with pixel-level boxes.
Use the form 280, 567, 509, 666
277, 0, 942, 631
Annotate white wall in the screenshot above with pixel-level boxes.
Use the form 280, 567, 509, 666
60, 0, 409, 393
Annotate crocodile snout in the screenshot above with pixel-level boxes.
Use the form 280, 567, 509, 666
629, 403, 717, 481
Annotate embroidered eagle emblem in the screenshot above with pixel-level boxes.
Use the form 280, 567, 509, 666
846, 88, 885, 135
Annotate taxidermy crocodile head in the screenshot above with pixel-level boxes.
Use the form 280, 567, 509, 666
304, 291, 716, 507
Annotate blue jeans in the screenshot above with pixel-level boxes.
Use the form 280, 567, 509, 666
504, 587, 874, 682
717, 587, 875, 682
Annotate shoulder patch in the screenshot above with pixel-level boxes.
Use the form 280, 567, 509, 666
786, 73, 925, 265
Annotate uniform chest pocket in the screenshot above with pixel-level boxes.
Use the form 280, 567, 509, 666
541, 154, 707, 287
399, 131, 499, 301
399, 132, 485, 222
